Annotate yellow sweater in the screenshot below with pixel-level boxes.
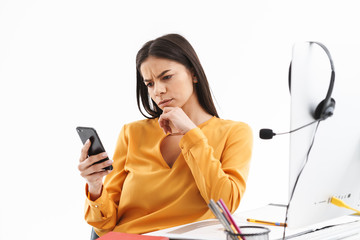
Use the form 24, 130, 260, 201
84, 116, 253, 236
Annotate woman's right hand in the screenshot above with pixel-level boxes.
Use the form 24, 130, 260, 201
78, 139, 113, 200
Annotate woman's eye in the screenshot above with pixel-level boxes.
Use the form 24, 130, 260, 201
162, 75, 172, 80
146, 82, 153, 87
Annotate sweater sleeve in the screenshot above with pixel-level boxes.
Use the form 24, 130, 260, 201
179, 122, 253, 213
84, 125, 128, 232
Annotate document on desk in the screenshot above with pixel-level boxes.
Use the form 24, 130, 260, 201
233, 203, 287, 224
145, 205, 286, 240
145, 204, 287, 240
233, 204, 288, 239
145, 204, 360, 240
145, 219, 226, 240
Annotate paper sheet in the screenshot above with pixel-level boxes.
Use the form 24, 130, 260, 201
145, 204, 360, 240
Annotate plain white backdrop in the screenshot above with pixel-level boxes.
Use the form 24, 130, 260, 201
1, 0, 360, 239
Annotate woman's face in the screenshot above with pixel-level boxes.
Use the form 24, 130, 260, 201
140, 56, 197, 111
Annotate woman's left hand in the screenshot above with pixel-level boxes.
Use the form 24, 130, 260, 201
158, 107, 197, 135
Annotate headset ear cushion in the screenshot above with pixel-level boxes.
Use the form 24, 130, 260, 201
288, 62, 292, 94
314, 98, 336, 120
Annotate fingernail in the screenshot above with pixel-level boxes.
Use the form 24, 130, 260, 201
102, 152, 108, 157
85, 139, 90, 144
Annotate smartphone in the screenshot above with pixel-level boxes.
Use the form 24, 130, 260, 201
76, 126, 113, 171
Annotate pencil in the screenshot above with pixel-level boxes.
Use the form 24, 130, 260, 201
217, 199, 244, 240
208, 200, 243, 240
218, 199, 243, 234
247, 218, 287, 227
208, 200, 233, 233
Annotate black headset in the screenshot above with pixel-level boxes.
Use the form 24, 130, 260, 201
288, 41, 336, 120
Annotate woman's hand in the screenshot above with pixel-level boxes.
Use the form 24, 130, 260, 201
78, 139, 113, 200
158, 107, 197, 135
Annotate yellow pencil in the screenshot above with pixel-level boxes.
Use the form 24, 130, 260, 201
247, 218, 287, 227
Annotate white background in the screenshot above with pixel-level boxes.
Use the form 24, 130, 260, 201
1, 0, 359, 239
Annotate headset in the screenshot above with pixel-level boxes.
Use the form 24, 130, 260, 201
260, 42, 336, 140
288, 41, 336, 121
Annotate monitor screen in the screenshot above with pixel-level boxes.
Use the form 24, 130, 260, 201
287, 42, 360, 228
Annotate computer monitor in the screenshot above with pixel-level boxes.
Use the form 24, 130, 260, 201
287, 42, 360, 228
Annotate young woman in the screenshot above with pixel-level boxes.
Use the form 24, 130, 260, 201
78, 33, 253, 239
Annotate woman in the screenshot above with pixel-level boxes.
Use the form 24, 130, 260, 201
78, 33, 253, 239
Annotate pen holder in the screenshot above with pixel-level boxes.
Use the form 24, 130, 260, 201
225, 226, 270, 240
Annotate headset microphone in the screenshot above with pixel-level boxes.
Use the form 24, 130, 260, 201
259, 119, 320, 140
259, 129, 276, 139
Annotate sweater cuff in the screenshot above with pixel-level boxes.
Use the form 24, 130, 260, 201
179, 127, 207, 152
85, 184, 107, 209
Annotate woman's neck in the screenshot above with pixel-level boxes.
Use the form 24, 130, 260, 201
181, 96, 213, 126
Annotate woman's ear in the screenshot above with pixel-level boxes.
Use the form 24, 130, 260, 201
190, 68, 197, 80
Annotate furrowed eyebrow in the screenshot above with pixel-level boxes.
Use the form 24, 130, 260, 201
144, 69, 171, 82
157, 69, 171, 79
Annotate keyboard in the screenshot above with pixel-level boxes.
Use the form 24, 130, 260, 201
288, 220, 360, 240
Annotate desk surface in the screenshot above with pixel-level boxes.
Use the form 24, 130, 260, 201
145, 204, 360, 240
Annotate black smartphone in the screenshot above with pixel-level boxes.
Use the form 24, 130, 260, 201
76, 126, 113, 171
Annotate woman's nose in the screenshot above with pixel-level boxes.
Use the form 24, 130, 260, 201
154, 82, 166, 95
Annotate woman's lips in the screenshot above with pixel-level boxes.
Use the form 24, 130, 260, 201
158, 99, 173, 108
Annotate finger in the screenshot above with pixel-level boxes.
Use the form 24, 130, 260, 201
80, 152, 108, 171
158, 117, 171, 134
160, 107, 182, 124
86, 160, 113, 177
158, 114, 167, 128
160, 112, 180, 134
78, 152, 108, 172
79, 139, 91, 162
161, 107, 174, 114
80, 159, 113, 178
158, 116, 167, 129
86, 152, 109, 166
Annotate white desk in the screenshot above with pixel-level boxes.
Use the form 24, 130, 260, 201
145, 204, 360, 240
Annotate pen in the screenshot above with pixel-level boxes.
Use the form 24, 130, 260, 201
218, 199, 243, 234
208, 200, 233, 233
208, 199, 243, 240
217, 199, 244, 240
247, 218, 287, 227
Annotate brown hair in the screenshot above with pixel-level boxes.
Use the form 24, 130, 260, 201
136, 33, 218, 119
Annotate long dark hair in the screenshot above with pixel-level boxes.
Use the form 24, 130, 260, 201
136, 33, 219, 119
